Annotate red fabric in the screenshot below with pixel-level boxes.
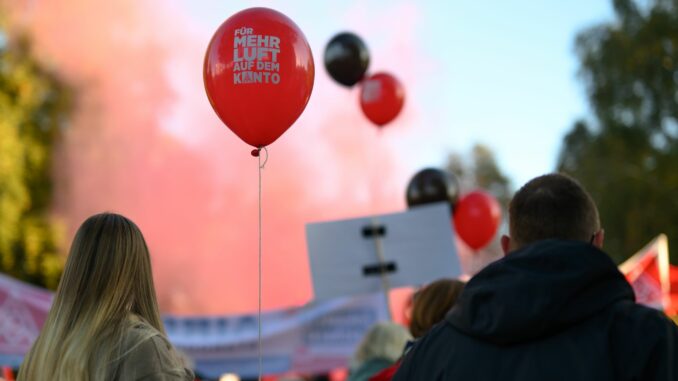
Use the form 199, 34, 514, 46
369, 361, 400, 381
3, 366, 15, 381
628, 259, 663, 307
667, 265, 678, 315
628, 260, 678, 315
619, 239, 678, 315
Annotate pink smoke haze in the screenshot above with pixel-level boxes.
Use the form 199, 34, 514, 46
6, 0, 486, 315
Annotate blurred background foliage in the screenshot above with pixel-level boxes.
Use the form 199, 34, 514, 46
0, 14, 71, 289
558, 0, 678, 263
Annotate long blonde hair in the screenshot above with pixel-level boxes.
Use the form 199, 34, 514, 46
18, 213, 165, 381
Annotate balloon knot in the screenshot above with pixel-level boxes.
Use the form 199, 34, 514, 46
251, 148, 260, 157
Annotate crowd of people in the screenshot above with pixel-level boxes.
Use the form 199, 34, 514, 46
14, 174, 678, 380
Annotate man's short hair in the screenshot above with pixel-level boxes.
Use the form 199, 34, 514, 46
509, 173, 600, 247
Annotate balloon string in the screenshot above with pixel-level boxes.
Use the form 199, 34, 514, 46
257, 146, 268, 381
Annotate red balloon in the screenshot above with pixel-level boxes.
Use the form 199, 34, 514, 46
204, 8, 315, 147
453, 190, 502, 250
359, 72, 405, 126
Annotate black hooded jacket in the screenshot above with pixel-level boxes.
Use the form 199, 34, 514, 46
393, 239, 678, 381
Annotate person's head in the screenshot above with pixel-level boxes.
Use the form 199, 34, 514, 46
19, 213, 164, 381
409, 278, 465, 338
351, 322, 412, 367
501, 173, 603, 254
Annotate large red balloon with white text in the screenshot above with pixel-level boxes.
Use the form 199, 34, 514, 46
359, 72, 405, 127
204, 8, 315, 147
454, 190, 502, 250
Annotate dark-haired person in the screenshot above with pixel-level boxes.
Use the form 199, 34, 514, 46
19, 213, 194, 381
393, 173, 678, 381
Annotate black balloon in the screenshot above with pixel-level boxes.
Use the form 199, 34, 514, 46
406, 168, 460, 209
324, 32, 370, 87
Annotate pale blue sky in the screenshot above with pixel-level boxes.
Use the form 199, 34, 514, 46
180, 0, 614, 189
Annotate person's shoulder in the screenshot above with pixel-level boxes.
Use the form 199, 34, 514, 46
393, 322, 458, 381
609, 300, 676, 336
118, 322, 194, 381
606, 299, 677, 352
607, 300, 678, 377
125, 320, 162, 342
410, 320, 459, 350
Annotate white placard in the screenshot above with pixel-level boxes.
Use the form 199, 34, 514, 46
306, 203, 461, 300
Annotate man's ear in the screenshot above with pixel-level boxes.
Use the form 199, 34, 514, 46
592, 229, 605, 249
501, 235, 511, 256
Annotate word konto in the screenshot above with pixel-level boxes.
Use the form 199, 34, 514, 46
233, 27, 281, 85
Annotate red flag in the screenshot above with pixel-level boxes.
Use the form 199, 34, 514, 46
619, 235, 671, 312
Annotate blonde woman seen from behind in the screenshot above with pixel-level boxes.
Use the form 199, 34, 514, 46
18, 213, 194, 381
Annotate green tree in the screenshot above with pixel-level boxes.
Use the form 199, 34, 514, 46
446, 143, 513, 210
0, 25, 71, 288
558, 0, 678, 263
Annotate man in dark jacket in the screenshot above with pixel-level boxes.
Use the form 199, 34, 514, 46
393, 173, 677, 380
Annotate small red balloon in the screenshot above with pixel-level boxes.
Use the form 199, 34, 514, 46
204, 8, 315, 147
453, 190, 502, 250
359, 72, 405, 126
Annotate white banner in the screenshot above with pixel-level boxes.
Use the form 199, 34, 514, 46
165, 292, 388, 378
0, 273, 388, 377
